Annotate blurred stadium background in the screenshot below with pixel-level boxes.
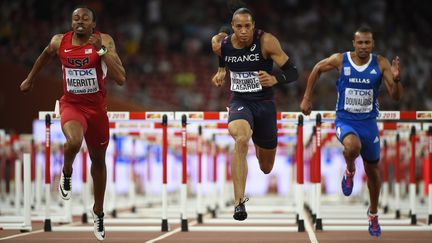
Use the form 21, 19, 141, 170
1, 0, 431, 133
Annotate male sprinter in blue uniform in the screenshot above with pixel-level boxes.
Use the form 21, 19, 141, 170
211, 7, 298, 221
300, 26, 403, 236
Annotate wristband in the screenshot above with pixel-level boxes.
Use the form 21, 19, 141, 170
97, 45, 107, 56
218, 56, 225, 68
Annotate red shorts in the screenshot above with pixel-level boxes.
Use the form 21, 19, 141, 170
60, 101, 109, 149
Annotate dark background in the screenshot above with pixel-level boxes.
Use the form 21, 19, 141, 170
1, 0, 431, 133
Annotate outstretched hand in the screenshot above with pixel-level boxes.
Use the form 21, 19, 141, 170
20, 78, 33, 93
391, 56, 400, 81
300, 97, 312, 115
87, 33, 102, 51
212, 68, 226, 87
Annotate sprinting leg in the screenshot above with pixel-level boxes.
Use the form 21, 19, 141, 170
88, 145, 107, 240
62, 121, 84, 176
59, 121, 84, 200
341, 134, 361, 196
364, 160, 382, 237
364, 161, 381, 214
228, 119, 252, 220
255, 145, 276, 174
88, 146, 107, 215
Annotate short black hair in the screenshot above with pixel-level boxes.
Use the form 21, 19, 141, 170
354, 25, 373, 37
232, 7, 254, 22
73, 5, 97, 22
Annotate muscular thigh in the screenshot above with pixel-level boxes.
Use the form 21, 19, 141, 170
60, 101, 87, 133
228, 98, 254, 130
251, 100, 277, 149
84, 108, 110, 149
357, 119, 380, 163
335, 118, 379, 163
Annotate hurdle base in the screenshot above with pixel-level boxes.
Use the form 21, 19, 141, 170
161, 219, 169, 232
197, 213, 203, 224
315, 218, 322, 231
81, 213, 88, 224
395, 210, 400, 219
111, 209, 117, 218
312, 214, 316, 224
131, 206, 136, 213
44, 219, 52, 232
225, 200, 234, 207
298, 219, 305, 232
411, 214, 417, 225
428, 215, 432, 225
383, 205, 388, 214
296, 214, 299, 223
211, 209, 217, 218
181, 219, 188, 232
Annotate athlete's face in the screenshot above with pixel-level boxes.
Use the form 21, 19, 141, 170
71, 8, 96, 36
231, 13, 255, 44
352, 32, 374, 59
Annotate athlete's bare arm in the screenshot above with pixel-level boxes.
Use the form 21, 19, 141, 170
100, 33, 126, 85
378, 55, 402, 100
259, 33, 288, 87
211, 32, 228, 87
211, 32, 228, 56
20, 34, 63, 93
300, 53, 342, 115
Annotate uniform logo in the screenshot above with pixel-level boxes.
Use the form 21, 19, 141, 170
67, 57, 90, 68
344, 67, 351, 76
370, 69, 377, 74
100, 140, 109, 146
64, 49, 73, 53
373, 136, 379, 143
238, 106, 244, 111
85, 48, 93, 54
336, 127, 341, 138
250, 44, 256, 51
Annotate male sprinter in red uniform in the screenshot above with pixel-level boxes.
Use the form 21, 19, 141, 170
20, 6, 125, 241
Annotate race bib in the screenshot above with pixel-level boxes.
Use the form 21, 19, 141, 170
344, 88, 373, 113
230, 71, 262, 92
65, 67, 99, 94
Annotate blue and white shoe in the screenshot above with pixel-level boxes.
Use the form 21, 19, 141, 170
368, 209, 381, 237
341, 169, 355, 196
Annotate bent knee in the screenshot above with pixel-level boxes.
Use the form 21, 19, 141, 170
344, 145, 360, 159
65, 139, 82, 154
343, 138, 361, 159
235, 135, 250, 147
259, 161, 274, 174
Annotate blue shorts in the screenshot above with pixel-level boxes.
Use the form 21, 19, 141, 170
334, 117, 380, 163
228, 98, 277, 149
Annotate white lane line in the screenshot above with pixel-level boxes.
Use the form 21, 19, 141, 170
303, 209, 319, 243
0, 221, 81, 241
0, 229, 43, 241
145, 220, 198, 243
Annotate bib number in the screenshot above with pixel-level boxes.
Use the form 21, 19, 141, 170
65, 67, 99, 94
230, 71, 262, 92
344, 88, 373, 113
